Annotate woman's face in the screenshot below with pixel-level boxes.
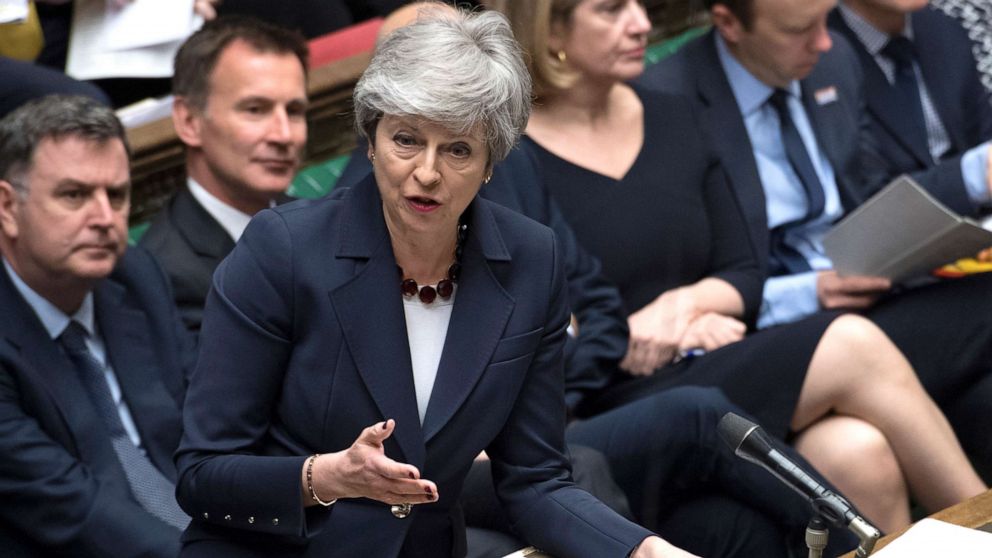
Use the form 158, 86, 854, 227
552, 0, 651, 83
371, 114, 489, 239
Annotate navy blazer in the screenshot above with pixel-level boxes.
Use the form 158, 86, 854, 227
338, 143, 630, 416
140, 185, 297, 335
175, 175, 651, 558
140, 185, 236, 334
0, 248, 191, 557
828, 6, 992, 216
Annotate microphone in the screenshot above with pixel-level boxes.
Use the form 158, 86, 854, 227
718, 412, 880, 555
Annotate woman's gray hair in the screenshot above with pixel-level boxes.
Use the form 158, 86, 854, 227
353, 8, 532, 165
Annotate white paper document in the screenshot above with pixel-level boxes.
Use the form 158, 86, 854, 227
116, 95, 173, 129
872, 518, 992, 557
823, 175, 992, 282
100, 0, 195, 51
0, 0, 29, 24
67, 0, 200, 81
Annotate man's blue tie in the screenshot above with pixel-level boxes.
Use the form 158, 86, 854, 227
59, 321, 189, 530
882, 36, 930, 162
767, 89, 826, 275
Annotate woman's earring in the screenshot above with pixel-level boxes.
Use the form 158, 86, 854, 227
557, 50, 567, 64
370, 152, 376, 166
484, 174, 492, 185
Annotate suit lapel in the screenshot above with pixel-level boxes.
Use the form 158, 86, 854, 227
913, 15, 966, 151
692, 33, 771, 265
421, 200, 513, 443
172, 186, 236, 261
0, 269, 125, 479
95, 279, 182, 480
328, 178, 425, 468
800, 74, 862, 212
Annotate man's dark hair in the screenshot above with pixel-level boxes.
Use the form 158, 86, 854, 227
705, 0, 755, 29
172, 16, 309, 110
0, 95, 128, 191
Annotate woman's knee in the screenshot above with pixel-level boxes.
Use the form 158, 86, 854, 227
795, 416, 906, 500
815, 314, 915, 387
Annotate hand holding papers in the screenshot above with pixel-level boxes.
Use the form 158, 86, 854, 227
823, 175, 992, 283
67, 0, 201, 80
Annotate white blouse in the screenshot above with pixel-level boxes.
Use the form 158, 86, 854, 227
402, 287, 456, 423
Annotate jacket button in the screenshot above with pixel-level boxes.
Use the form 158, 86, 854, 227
248, 516, 255, 524
272, 518, 279, 526
391, 503, 412, 519
224, 515, 231, 521
202, 512, 209, 520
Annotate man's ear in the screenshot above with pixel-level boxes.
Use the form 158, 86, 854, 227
711, 4, 745, 44
172, 96, 204, 149
0, 180, 21, 240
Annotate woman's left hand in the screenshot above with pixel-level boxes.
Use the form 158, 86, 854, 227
678, 312, 745, 353
631, 536, 703, 558
307, 420, 438, 506
621, 288, 699, 375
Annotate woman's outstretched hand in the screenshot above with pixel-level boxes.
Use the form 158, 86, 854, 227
303, 419, 438, 507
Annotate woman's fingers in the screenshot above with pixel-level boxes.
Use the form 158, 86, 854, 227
356, 419, 395, 447
193, 0, 219, 20
336, 420, 439, 504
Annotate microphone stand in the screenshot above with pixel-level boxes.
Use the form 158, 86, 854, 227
806, 517, 827, 558
804, 513, 880, 557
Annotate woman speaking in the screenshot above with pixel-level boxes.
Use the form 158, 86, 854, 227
175, 8, 692, 558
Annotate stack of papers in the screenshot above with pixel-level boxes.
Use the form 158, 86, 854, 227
873, 518, 992, 556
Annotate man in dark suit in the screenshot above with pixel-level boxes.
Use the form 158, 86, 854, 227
0, 95, 193, 556
640, 0, 992, 470
829, 1, 992, 216
140, 17, 308, 333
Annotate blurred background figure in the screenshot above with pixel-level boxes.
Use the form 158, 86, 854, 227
496, 0, 985, 534
139, 17, 308, 335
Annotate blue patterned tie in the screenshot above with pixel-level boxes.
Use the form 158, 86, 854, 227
767, 89, 826, 274
59, 321, 189, 530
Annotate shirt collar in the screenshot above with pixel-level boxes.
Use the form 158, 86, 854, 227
716, 33, 801, 116
838, 2, 914, 56
186, 178, 255, 242
3, 257, 95, 340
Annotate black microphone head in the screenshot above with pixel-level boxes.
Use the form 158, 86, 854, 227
718, 412, 758, 452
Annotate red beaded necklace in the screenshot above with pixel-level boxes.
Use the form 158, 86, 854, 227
398, 222, 467, 304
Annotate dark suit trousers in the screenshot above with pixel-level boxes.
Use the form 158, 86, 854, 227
866, 272, 992, 472
464, 387, 858, 558
565, 387, 858, 558
461, 445, 632, 558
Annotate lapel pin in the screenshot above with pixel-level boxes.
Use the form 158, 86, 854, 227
814, 86, 838, 106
